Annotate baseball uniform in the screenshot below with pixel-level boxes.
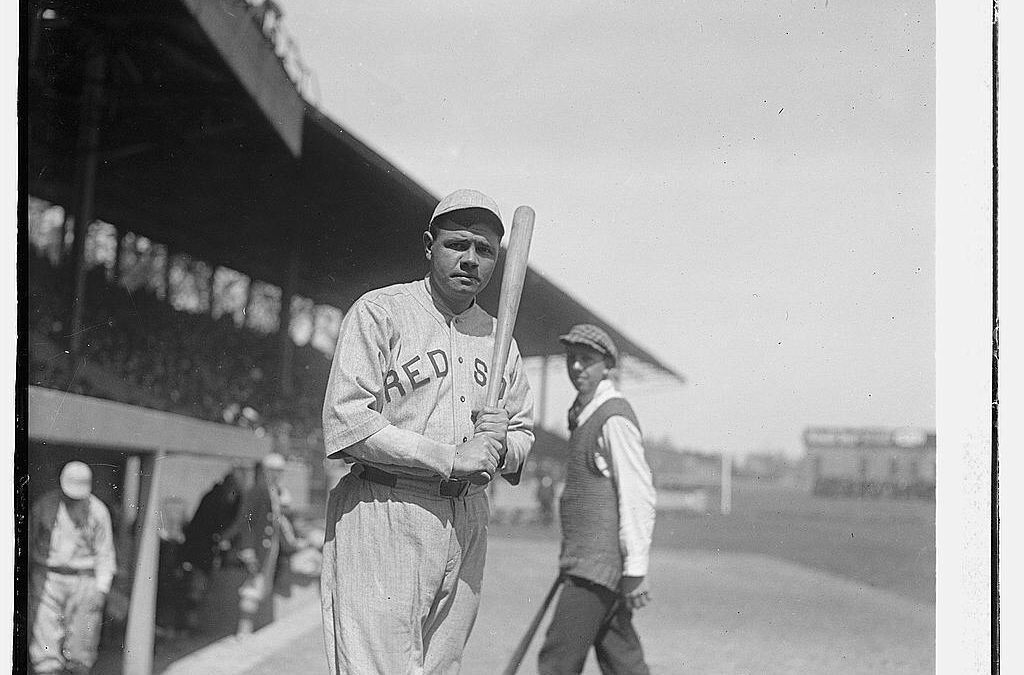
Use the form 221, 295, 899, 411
29, 490, 117, 674
321, 276, 534, 674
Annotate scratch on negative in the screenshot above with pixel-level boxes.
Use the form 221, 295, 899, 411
51, 360, 85, 430
65, 321, 109, 338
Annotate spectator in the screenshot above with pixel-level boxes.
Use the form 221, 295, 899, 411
180, 468, 245, 629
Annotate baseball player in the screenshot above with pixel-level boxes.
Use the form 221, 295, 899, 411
320, 188, 535, 674
28, 461, 117, 675
538, 324, 656, 675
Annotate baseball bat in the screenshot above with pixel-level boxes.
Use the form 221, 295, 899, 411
502, 575, 563, 675
485, 205, 535, 407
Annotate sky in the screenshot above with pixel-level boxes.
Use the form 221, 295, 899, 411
280, 0, 936, 458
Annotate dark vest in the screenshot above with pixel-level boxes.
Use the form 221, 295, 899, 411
558, 397, 640, 590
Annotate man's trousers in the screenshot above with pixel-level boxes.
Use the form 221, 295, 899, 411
537, 575, 650, 675
28, 570, 104, 674
320, 472, 488, 674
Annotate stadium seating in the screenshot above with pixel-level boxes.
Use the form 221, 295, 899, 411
28, 250, 328, 446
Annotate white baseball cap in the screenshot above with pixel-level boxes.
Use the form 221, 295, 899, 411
430, 189, 504, 236
60, 461, 93, 500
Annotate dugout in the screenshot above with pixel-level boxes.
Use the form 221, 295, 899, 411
27, 385, 277, 674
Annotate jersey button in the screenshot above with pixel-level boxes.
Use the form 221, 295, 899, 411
463, 436, 468, 442
460, 396, 465, 402
458, 357, 464, 364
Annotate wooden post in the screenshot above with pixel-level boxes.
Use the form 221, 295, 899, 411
121, 455, 141, 532
208, 265, 218, 317
112, 225, 123, 284
720, 452, 732, 516
123, 451, 165, 675
537, 355, 550, 428
164, 247, 174, 303
277, 245, 299, 398
67, 48, 107, 356
243, 277, 255, 328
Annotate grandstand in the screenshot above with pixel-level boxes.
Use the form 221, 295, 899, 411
20, 2, 685, 673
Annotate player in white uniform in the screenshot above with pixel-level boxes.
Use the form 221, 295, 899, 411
321, 189, 535, 674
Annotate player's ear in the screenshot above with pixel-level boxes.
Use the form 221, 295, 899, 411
423, 230, 434, 260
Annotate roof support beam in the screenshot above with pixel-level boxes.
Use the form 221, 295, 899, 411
68, 47, 107, 356
278, 242, 300, 398
181, 0, 304, 157
122, 451, 165, 675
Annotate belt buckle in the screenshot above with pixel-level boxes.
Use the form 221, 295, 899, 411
441, 479, 469, 498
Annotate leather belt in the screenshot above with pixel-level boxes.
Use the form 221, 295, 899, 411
356, 464, 471, 498
34, 563, 95, 576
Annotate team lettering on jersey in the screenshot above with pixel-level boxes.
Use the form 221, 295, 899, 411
382, 350, 505, 403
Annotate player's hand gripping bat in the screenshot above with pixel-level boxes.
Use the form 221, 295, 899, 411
476, 205, 535, 483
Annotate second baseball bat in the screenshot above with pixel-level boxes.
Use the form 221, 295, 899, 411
485, 205, 535, 407
501, 575, 563, 675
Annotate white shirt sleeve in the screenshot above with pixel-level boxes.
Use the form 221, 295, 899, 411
345, 425, 458, 479
92, 499, 117, 594
600, 416, 656, 578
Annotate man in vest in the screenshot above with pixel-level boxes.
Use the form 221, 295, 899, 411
538, 324, 656, 675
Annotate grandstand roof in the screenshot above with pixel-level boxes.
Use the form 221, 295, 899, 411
23, 0, 684, 383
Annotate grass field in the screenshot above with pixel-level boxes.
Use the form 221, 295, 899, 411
493, 478, 935, 605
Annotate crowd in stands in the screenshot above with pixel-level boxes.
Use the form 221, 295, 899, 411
28, 250, 330, 446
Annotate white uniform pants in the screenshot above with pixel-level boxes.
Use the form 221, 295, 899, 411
29, 570, 104, 674
320, 472, 489, 675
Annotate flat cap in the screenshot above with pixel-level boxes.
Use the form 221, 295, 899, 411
60, 461, 93, 500
430, 188, 504, 236
559, 323, 619, 366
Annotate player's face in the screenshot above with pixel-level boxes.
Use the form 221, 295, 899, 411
565, 344, 609, 397
425, 217, 502, 313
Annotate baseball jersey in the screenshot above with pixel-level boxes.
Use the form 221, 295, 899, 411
30, 491, 117, 594
322, 277, 534, 481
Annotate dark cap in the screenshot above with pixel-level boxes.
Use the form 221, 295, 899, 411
559, 324, 619, 366
430, 189, 504, 236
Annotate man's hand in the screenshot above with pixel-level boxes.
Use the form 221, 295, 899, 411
473, 406, 510, 465
238, 547, 259, 574
451, 435, 502, 481
620, 576, 651, 610
473, 406, 509, 444
89, 587, 109, 612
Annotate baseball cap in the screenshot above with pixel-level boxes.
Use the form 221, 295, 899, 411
60, 461, 93, 500
559, 324, 619, 366
262, 453, 286, 471
430, 189, 504, 236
